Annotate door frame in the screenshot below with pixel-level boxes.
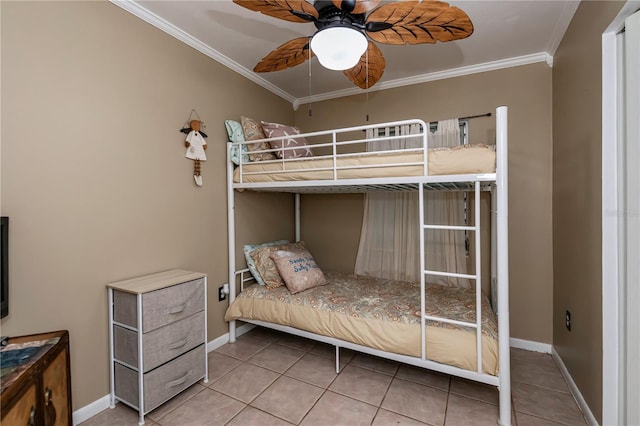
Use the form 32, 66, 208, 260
601, 2, 640, 425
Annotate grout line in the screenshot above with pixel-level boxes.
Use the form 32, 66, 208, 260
149, 382, 208, 425
248, 342, 328, 426
228, 331, 546, 426
297, 384, 327, 425
223, 362, 284, 423
371, 357, 401, 424
511, 377, 571, 394
442, 375, 452, 426
296, 345, 364, 423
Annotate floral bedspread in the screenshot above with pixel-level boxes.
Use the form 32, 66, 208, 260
235, 271, 497, 340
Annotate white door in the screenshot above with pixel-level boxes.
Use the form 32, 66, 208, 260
602, 4, 640, 425
622, 9, 639, 426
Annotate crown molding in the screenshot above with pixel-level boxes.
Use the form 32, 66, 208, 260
113, 1, 555, 110
546, 0, 581, 56
295, 52, 554, 106
109, 0, 296, 105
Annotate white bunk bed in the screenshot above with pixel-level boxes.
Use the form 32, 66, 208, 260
225, 106, 510, 426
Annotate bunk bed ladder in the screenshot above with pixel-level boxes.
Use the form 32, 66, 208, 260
419, 181, 484, 375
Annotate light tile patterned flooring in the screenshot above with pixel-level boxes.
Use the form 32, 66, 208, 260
82, 327, 588, 425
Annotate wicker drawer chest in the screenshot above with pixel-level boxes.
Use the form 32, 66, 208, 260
107, 270, 208, 425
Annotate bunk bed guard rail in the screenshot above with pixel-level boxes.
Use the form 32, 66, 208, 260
231, 118, 431, 186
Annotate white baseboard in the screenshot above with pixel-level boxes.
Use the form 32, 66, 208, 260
206, 323, 255, 352
73, 394, 111, 425
206, 331, 232, 352
510, 337, 553, 353
510, 339, 595, 425
235, 323, 255, 338
552, 347, 598, 426
73, 324, 257, 425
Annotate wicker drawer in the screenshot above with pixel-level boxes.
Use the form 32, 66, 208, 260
113, 278, 204, 332
114, 345, 205, 413
113, 312, 205, 372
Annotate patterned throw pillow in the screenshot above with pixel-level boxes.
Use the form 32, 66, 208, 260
243, 240, 289, 286
261, 121, 313, 159
224, 120, 250, 165
240, 115, 276, 162
251, 241, 306, 288
270, 247, 327, 294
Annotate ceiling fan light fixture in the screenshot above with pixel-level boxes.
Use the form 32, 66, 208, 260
310, 27, 367, 71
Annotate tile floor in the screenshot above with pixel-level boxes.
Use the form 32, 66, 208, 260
81, 327, 588, 426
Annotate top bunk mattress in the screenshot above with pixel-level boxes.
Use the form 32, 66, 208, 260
232, 144, 496, 184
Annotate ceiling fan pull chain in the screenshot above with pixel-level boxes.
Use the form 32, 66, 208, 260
365, 48, 369, 122
308, 41, 313, 117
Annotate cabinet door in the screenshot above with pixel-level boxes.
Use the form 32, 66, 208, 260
2, 384, 37, 426
42, 349, 70, 426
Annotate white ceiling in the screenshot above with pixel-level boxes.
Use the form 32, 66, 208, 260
113, 0, 580, 107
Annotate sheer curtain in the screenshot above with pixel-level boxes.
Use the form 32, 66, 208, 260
354, 119, 470, 287
354, 125, 421, 282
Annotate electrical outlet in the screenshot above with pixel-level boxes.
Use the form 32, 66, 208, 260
218, 286, 227, 302
565, 310, 571, 331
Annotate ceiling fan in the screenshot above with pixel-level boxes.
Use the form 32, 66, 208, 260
233, 0, 474, 89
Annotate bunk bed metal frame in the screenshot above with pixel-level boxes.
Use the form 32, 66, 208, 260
225, 106, 510, 426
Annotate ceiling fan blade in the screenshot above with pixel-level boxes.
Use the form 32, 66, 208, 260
233, 0, 318, 23
365, 0, 473, 45
331, 0, 381, 14
343, 41, 385, 89
254, 37, 314, 72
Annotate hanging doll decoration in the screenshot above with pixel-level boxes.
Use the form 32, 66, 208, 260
181, 119, 208, 186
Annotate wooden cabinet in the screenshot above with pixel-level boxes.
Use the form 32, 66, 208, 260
0, 330, 72, 426
107, 270, 208, 425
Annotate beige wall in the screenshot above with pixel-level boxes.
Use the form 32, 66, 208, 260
552, 1, 624, 423
0, 1, 294, 410
1, 0, 621, 419
294, 63, 554, 344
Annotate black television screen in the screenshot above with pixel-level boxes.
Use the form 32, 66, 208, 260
1, 216, 8, 319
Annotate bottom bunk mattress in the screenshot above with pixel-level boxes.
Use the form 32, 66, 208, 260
225, 272, 499, 375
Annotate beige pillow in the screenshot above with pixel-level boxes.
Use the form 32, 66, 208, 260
244, 240, 289, 286
251, 241, 306, 288
240, 115, 276, 162
270, 248, 327, 294
261, 121, 313, 159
